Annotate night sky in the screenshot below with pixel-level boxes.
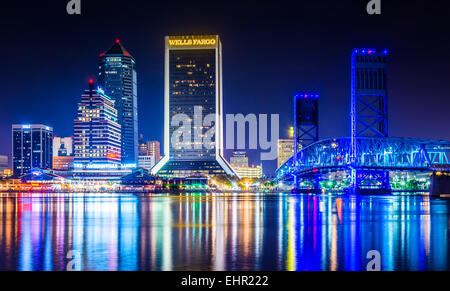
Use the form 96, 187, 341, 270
1, 0, 449, 175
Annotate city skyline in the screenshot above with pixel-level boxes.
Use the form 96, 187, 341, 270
1, 0, 450, 274
1, 1, 450, 175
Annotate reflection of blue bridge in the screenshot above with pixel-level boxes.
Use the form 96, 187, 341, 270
276, 137, 450, 194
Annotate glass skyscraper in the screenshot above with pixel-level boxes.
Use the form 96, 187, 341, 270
98, 39, 138, 165
12, 124, 53, 176
152, 35, 235, 178
73, 80, 121, 168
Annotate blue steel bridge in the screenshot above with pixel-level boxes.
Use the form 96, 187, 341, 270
278, 48, 450, 194
275, 137, 450, 193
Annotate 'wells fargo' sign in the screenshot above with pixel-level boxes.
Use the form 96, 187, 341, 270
168, 36, 217, 47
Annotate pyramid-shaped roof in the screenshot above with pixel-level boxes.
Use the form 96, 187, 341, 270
101, 39, 133, 57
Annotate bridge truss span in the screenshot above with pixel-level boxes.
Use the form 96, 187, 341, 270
275, 137, 450, 193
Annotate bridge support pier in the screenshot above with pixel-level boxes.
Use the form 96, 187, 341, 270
430, 172, 450, 196
291, 174, 322, 194
294, 175, 299, 189
353, 169, 392, 195
312, 179, 321, 191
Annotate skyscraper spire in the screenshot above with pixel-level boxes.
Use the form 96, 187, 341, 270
102, 39, 132, 56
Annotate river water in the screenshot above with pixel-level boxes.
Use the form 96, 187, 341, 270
0, 192, 448, 271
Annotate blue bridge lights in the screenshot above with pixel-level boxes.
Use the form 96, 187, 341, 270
294, 93, 319, 99
353, 48, 388, 55
275, 137, 450, 193
277, 48, 449, 194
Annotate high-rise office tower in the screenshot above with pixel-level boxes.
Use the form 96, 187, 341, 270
12, 124, 53, 176
98, 39, 138, 165
294, 93, 319, 161
139, 140, 161, 162
152, 35, 235, 178
138, 142, 147, 156
146, 141, 160, 162
277, 139, 294, 169
138, 140, 160, 172
73, 80, 121, 168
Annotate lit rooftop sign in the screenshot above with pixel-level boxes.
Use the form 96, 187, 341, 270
167, 36, 218, 47
73, 163, 136, 170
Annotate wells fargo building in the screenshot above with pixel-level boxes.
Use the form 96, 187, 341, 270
152, 35, 235, 178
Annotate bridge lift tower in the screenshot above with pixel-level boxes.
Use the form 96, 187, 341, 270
294, 92, 319, 187
351, 48, 390, 193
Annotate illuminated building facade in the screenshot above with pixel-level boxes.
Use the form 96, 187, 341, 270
138, 141, 147, 155
230, 151, 249, 168
152, 35, 235, 178
53, 136, 73, 157
139, 140, 161, 162
138, 155, 155, 171
73, 80, 121, 169
234, 165, 263, 179
12, 124, 53, 176
98, 39, 138, 165
277, 139, 294, 169
0, 155, 8, 172
53, 156, 75, 171
0, 169, 11, 178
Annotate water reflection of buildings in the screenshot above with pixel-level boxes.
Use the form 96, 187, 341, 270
0, 193, 448, 270
281, 195, 448, 271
